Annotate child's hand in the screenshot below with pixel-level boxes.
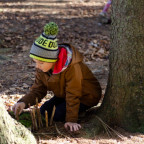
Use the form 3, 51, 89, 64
64, 122, 81, 132
12, 102, 25, 115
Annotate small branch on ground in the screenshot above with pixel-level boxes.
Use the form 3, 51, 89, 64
45, 110, 48, 128
50, 105, 56, 126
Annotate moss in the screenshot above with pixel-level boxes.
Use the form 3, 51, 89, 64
19, 120, 32, 128
9, 111, 32, 128
19, 113, 31, 121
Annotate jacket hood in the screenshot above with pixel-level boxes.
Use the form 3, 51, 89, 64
53, 44, 83, 74
66, 44, 83, 65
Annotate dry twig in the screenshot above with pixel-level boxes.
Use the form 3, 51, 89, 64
96, 116, 124, 139
50, 105, 56, 126
29, 103, 34, 131
55, 123, 68, 138
38, 108, 43, 127
32, 108, 38, 130
30, 108, 34, 131
35, 98, 43, 128
45, 111, 48, 128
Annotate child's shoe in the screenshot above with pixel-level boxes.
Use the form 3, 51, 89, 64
99, 11, 107, 17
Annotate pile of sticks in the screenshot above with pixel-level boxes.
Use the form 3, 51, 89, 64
16, 98, 56, 131
30, 98, 56, 131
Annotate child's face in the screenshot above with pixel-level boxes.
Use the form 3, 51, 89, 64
33, 59, 55, 72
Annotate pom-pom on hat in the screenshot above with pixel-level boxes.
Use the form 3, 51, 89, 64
30, 22, 59, 62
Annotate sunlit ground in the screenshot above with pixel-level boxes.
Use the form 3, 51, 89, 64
0, 0, 143, 144
0, 0, 104, 18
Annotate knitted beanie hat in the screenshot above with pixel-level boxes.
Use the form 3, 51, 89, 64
30, 22, 59, 62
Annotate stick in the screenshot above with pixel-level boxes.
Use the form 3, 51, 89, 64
50, 105, 56, 126
30, 110, 34, 131
29, 105, 35, 131
55, 123, 66, 137
96, 116, 124, 139
32, 108, 38, 130
55, 123, 72, 141
35, 98, 43, 128
45, 111, 48, 128
36, 98, 38, 108
29, 103, 33, 130
38, 108, 43, 127
35, 98, 41, 128
34, 132, 57, 135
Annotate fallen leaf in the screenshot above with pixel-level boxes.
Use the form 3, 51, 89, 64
22, 46, 30, 51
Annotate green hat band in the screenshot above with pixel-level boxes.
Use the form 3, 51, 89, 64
29, 54, 57, 62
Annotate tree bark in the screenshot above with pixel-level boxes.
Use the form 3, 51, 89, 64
98, 0, 144, 133
0, 98, 37, 144
86, 0, 144, 135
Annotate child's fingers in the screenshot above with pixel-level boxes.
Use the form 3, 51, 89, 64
73, 124, 81, 131
12, 103, 17, 112
19, 108, 23, 115
73, 125, 78, 131
14, 105, 19, 115
64, 122, 82, 131
14, 104, 21, 115
70, 125, 73, 132
12, 105, 17, 115
64, 123, 69, 129
77, 124, 81, 129
71, 125, 81, 131
12, 102, 25, 115
12, 105, 15, 112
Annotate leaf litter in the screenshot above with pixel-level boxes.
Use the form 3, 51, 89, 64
0, 0, 143, 143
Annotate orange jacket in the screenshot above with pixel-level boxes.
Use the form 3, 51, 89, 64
18, 44, 102, 122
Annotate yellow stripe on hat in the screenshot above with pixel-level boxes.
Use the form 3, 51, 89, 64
30, 54, 57, 62
35, 35, 58, 50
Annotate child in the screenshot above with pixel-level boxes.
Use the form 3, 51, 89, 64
100, 0, 111, 17
99, 0, 111, 24
12, 22, 102, 132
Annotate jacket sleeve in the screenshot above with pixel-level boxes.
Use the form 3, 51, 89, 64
65, 63, 83, 122
18, 69, 47, 108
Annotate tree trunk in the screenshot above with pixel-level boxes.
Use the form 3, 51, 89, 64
99, 0, 144, 133
86, 0, 144, 134
0, 98, 37, 144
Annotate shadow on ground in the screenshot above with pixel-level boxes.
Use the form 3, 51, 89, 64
0, 1, 113, 143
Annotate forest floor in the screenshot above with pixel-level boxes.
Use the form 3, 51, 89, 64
0, 0, 144, 143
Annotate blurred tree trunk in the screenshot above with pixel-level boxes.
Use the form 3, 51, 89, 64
100, 0, 144, 132
0, 98, 37, 144
88, 0, 144, 134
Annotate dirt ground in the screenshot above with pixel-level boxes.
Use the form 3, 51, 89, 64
0, 0, 144, 143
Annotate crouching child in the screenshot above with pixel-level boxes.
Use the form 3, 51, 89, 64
12, 22, 102, 132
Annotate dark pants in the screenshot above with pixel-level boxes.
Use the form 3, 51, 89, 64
40, 96, 90, 122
